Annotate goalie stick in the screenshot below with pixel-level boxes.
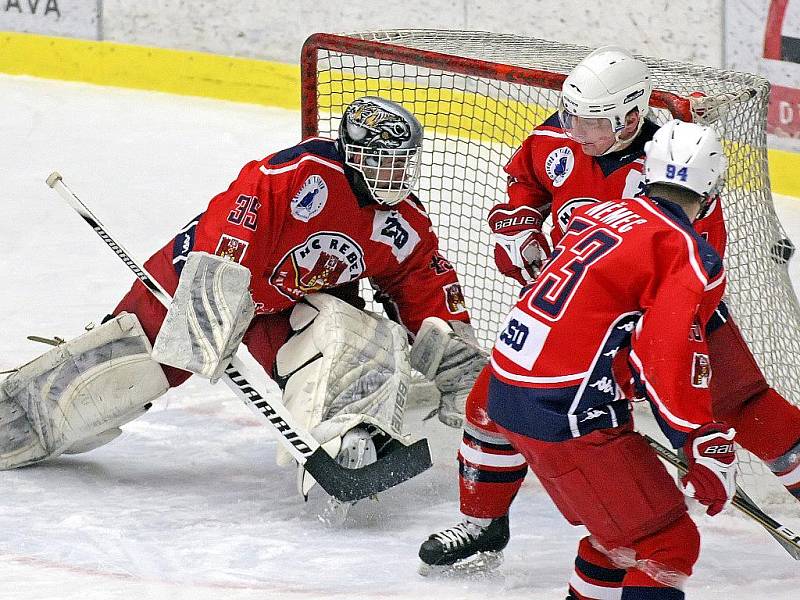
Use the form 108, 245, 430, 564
645, 434, 800, 560
45, 171, 432, 503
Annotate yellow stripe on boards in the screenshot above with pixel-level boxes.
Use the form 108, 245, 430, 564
0, 32, 301, 110
769, 148, 800, 199
0, 32, 797, 198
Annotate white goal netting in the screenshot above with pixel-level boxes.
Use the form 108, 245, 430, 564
302, 29, 800, 502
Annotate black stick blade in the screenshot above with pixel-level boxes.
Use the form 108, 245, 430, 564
305, 438, 432, 502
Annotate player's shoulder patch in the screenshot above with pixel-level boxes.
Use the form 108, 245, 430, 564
371, 209, 421, 262
544, 146, 575, 187
290, 174, 328, 222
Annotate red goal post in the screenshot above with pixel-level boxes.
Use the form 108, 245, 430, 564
301, 33, 695, 135
300, 31, 800, 498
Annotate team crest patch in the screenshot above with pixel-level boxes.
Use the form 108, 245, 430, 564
545, 146, 575, 188
269, 232, 365, 300
443, 282, 467, 314
429, 251, 454, 275
556, 197, 598, 233
691, 352, 712, 388
214, 234, 249, 263
290, 175, 328, 222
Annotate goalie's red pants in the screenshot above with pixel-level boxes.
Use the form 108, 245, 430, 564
112, 241, 292, 387
497, 422, 699, 599
459, 317, 800, 519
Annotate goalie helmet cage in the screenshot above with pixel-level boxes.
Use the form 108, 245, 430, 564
301, 29, 799, 500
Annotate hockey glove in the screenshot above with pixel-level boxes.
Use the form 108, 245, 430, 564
488, 204, 551, 286
680, 422, 737, 516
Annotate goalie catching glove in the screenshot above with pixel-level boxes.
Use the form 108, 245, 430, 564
680, 422, 738, 516
410, 317, 488, 428
488, 204, 551, 286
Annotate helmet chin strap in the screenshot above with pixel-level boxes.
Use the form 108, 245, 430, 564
599, 114, 644, 156
600, 117, 646, 156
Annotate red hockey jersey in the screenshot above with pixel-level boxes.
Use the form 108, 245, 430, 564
171, 138, 468, 335
503, 114, 728, 257
488, 196, 726, 443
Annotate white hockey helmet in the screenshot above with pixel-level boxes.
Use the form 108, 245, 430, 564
643, 119, 727, 199
559, 46, 652, 154
338, 96, 423, 206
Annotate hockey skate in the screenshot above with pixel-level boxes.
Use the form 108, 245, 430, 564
318, 427, 378, 526
418, 515, 509, 576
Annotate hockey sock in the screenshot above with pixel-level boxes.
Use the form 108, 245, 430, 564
568, 536, 625, 600
459, 423, 527, 518
766, 437, 800, 500
620, 514, 699, 600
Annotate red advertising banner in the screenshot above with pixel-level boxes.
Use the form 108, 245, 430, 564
770, 84, 800, 138
727, 0, 800, 150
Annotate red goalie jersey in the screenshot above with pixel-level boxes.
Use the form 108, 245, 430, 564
169, 137, 469, 334
488, 196, 726, 443
503, 114, 728, 256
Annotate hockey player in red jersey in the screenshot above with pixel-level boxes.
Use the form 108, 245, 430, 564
418, 45, 800, 584
421, 119, 737, 599
0, 97, 486, 493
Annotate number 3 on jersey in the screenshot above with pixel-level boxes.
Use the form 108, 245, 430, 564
528, 221, 621, 321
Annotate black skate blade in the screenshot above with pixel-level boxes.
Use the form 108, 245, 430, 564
418, 551, 504, 578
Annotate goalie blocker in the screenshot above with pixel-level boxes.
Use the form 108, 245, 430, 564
410, 317, 488, 428
0, 313, 168, 469
152, 251, 255, 382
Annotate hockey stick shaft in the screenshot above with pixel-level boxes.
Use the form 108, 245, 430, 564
46, 172, 431, 502
645, 434, 800, 560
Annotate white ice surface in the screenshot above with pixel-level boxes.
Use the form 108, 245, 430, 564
1, 75, 799, 600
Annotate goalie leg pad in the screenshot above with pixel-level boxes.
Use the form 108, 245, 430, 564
0, 313, 169, 469
152, 251, 255, 382
273, 293, 412, 469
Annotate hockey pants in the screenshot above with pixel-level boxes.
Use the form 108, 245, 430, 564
498, 422, 698, 600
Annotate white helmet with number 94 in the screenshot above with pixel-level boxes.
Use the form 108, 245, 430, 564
643, 119, 727, 200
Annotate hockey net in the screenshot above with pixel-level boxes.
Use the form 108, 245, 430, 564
301, 29, 800, 503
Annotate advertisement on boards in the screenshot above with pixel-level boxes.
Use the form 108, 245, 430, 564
0, 0, 100, 40
726, 0, 800, 151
